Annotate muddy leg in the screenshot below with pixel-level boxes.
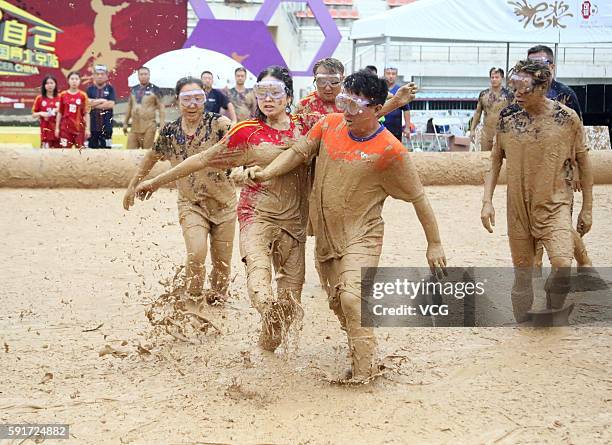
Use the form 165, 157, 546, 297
207, 217, 236, 304
509, 238, 536, 323
181, 219, 210, 298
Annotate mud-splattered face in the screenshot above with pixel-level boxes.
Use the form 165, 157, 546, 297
509, 72, 546, 109
341, 89, 381, 130
178, 83, 206, 120
255, 75, 289, 120
490, 72, 503, 88
314, 66, 343, 103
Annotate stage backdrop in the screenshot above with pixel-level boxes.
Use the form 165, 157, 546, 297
0, 0, 186, 109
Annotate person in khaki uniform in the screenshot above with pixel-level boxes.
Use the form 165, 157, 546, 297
246, 71, 447, 382
124, 77, 236, 304
123, 67, 165, 149
481, 59, 593, 323
470, 67, 514, 152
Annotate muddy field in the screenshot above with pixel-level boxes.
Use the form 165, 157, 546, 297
1, 185, 611, 444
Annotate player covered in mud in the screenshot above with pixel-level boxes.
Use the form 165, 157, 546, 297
123, 66, 165, 149
481, 59, 593, 323
124, 77, 236, 305
245, 70, 447, 382
134, 67, 311, 352
470, 67, 514, 152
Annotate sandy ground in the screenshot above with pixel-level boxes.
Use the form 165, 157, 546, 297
1, 185, 611, 445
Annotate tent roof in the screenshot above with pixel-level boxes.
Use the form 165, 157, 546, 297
350, 0, 612, 44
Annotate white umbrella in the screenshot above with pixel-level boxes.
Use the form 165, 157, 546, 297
127, 46, 257, 89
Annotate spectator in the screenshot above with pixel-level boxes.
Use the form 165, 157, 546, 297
383, 67, 411, 142
123, 66, 165, 149
32, 75, 60, 148
226, 67, 256, 122
87, 64, 116, 148
201, 70, 237, 124
527, 45, 582, 119
55, 71, 89, 149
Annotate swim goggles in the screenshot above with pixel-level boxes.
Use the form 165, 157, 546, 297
178, 89, 206, 105
508, 73, 534, 95
314, 74, 342, 88
335, 92, 371, 115
253, 80, 287, 100
527, 55, 553, 65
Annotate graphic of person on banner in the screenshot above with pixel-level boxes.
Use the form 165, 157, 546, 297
63, 0, 137, 76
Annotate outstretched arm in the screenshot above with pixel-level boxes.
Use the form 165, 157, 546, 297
123, 149, 162, 209
376, 83, 417, 118
248, 134, 319, 182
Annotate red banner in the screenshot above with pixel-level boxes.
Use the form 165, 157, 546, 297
0, 0, 186, 110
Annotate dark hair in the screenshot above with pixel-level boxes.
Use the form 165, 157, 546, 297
137, 66, 150, 73
67, 71, 80, 80
312, 57, 344, 76
41, 75, 58, 97
509, 59, 552, 89
174, 76, 204, 97
234, 67, 247, 75
489, 67, 504, 78
365, 65, 378, 75
255, 65, 293, 121
200, 70, 213, 78
343, 70, 388, 106
527, 45, 555, 63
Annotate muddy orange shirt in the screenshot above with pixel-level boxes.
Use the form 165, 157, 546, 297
291, 113, 425, 261
58, 90, 88, 134
32, 95, 60, 142
194, 116, 310, 241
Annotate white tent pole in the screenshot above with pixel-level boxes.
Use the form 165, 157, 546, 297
351, 39, 357, 73
384, 36, 390, 70
505, 42, 510, 80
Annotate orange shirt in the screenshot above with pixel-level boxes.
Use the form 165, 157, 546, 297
291, 113, 424, 260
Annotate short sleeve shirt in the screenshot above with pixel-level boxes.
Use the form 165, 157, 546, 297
87, 84, 116, 133
58, 90, 88, 134
495, 101, 586, 239
205, 89, 229, 114
32, 95, 60, 142
291, 113, 424, 261
152, 113, 236, 224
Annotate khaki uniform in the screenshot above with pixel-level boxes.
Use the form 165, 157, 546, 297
153, 113, 236, 297
127, 84, 163, 149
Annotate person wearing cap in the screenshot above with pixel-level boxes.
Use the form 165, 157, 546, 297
87, 64, 116, 148
469, 67, 514, 151
382, 67, 411, 143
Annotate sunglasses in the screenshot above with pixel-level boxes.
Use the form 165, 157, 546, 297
179, 89, 206, 105
253, 80, 287, 100
335, 92, 371, 115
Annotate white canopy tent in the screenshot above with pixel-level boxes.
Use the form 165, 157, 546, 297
350, 0, 612, 74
